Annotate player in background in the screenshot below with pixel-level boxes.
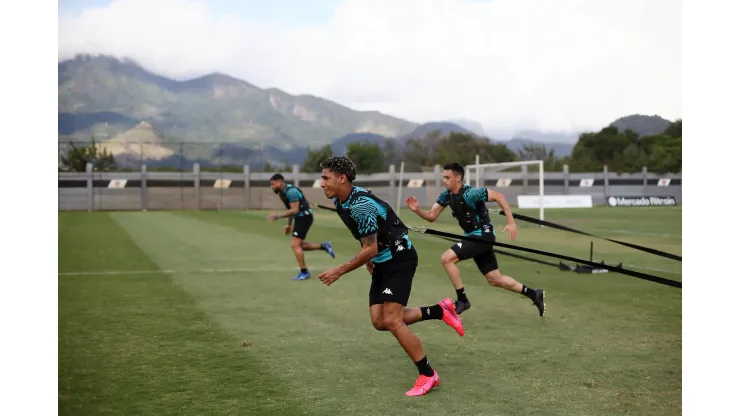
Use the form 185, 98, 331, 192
267, 173, 335, 281
316, 156, 464, 397
405, 162, 546, 317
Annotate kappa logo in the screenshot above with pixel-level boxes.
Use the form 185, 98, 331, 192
383, 288, 393, 295
397, 245, 404, 251
293, 232, 299, 236
457, 242, 462, 248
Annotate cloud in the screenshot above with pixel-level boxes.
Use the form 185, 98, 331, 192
59, 0, 681, 136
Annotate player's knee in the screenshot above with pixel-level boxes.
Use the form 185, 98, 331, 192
371, 318, 387, 331
290, 239, 302, 250
441, 252, 457, 266
486, 270, 503, 286
382, 316, 404, 332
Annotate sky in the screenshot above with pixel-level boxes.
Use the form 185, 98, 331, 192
58, 0, 682, 139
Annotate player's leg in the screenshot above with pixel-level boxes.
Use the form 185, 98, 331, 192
369, 256, 462, 335
369, 299, 464, 336
381, 301, 441, 396
289, 236, 311, 280
293, 215, 335, 258
475, 250, 546, 317
442, 242, 480, 314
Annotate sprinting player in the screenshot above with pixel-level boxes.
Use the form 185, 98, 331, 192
316, 156, 464, 397
267, 173, 335, 281
404, 162, 546, 317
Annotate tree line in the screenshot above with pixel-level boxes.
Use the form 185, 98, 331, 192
302, 119, 682, 174
59, 119, 681, 174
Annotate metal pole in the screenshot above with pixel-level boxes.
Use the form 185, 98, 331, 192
539, 160, 544, 221
395, 161, 405, 216
475, 154, 480, 188
86, 162, 93, 212
244, 164, 250, 210
141, 163, 148, 211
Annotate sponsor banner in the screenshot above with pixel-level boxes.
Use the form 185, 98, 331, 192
213, 179, 232, 189
496, 178, 512, 187
108, 179, 127, 189
579, 178, 594, 187
407, 179, 425, 188
607, 196, 677, 207
517, 195, 593, 209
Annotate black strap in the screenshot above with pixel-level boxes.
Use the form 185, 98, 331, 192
494, 210, 681, 262
318, 203, 681, 289
411, 227, 681, 289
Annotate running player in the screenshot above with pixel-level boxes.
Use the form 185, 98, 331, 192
316, 156, 464, 397
267, 173, 335, 280
405, 162, 546, 317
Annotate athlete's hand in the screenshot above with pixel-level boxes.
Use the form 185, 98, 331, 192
405, 196, 419, 212
502, 222, 518, 240
318, 267, 343, 286
365, 261, 375, 275
267, 212, 279, 222
283, 225, 291, 235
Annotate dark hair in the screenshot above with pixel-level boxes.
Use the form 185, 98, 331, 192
320, 156, 357, 182
443, 162, 465, 179
269, 173, 285, 181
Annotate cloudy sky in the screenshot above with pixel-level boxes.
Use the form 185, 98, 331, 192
58, 0, 681, 139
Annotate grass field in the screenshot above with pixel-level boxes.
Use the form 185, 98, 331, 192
58, 206, 682, 415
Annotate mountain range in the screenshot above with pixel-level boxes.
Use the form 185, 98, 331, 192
58, 54, 673, 168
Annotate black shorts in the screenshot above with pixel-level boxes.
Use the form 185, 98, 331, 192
369, 247, 418, 307
291, 215, 313, 240
450, 236, 499, 275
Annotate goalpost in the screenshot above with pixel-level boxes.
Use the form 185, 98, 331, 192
464, 155, 545, 221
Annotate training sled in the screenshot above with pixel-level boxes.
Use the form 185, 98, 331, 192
557, 242, 613, 274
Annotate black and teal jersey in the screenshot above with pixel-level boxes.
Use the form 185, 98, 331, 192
333, 186, 413, 263
436, 185, 495, 238
278, 184, 312, 217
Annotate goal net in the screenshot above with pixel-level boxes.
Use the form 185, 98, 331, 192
464, 159, 545, 221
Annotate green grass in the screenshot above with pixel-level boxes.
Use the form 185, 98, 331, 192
59, 207, 682, 415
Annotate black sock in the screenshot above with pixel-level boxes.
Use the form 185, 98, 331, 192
301, 268, 308, 274
456, 287, 469, 303
521, 285, 537, 301
420, 305, 443, 321
414, 356, 435, 377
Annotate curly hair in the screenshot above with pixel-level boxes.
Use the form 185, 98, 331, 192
320, 156, 357, 182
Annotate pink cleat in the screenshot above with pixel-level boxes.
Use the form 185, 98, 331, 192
439, 298, 465, 336
405, 370, 440, 396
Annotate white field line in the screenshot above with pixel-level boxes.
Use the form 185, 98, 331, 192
59, 264, 433, 277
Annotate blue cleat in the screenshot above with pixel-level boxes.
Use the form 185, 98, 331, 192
292, 271, 311, 281
323, 241, 335, 259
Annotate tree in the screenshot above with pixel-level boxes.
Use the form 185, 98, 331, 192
346, 142, 386, 173
59, 138, 116, 172
302, 144, 333, 172
517, 143, 564, 172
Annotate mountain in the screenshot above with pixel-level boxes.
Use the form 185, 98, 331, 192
446, 119, 486, 136
401, 122, 473, 141
330, 133, 387, 155
58, 55, 418, 149
496, 138, 574, 158
509, 129, 579, 143
608, 114, 671, 137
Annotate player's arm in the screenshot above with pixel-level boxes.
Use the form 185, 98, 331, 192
486, 189, 514, 224
274, 201, 300, 219
406, 193, 447, 222
337, 233, 379, 275
337, 198, 381, 275
413, 202, 445, 223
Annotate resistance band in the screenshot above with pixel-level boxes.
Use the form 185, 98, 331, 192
315, 204, 681, 289
489, 209, 681, 262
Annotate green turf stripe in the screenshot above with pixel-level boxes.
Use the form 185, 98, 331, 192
59, 212, 310, 416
